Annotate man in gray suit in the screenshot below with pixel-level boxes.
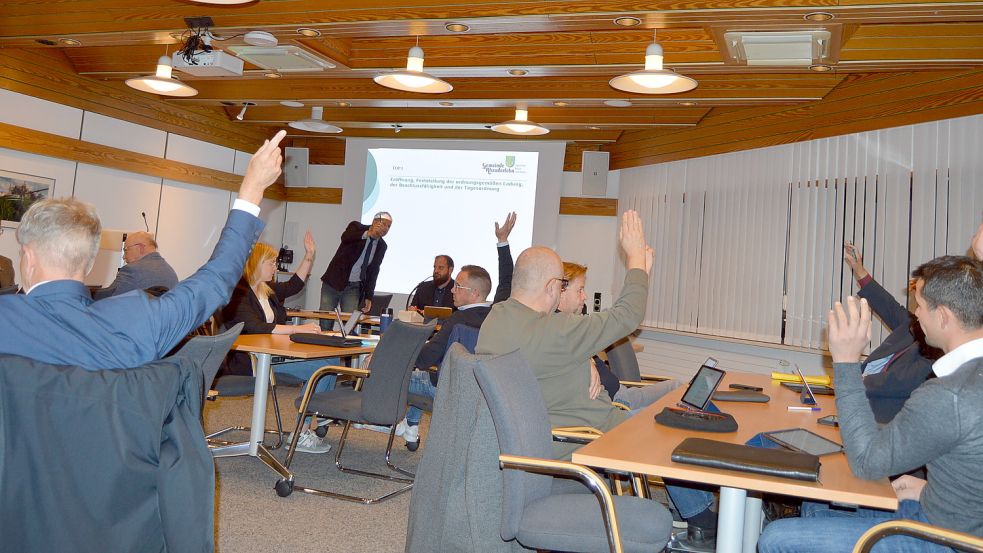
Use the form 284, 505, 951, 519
93, 231, 178, 299
0, 254, 14, 289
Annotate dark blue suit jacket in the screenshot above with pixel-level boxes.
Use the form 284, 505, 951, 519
0, 209, 263, 370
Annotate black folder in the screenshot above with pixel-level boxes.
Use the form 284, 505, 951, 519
671, 437, 821, 482
290, 333, 362, 348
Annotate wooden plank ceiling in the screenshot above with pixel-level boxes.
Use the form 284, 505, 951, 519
2, 1, 983, 171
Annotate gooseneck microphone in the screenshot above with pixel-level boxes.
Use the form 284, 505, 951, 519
141, 212, 150, 232
405, 275, 433, 310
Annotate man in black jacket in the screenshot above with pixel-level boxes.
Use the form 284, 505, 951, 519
318, 212, 391, 329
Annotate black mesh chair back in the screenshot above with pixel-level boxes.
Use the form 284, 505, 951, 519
0, 285, 18, 295
368, 293, 393, 315
360, 319, 435, 425
472, 350, 555, 539
605, 338, 641, 381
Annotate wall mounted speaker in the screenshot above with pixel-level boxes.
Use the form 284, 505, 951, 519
581, 151, 610, 196
283, 147, 309, 188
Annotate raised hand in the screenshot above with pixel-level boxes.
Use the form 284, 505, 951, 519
619, 210, 650, 273
495, 211, 517, 243
239, 130, 287, 206
827, 296, 872, 363
844, 242, 869, 280
303, 230, 316, 259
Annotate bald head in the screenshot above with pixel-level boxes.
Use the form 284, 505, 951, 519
123, 231, 158, 264
511, 246, 565, 313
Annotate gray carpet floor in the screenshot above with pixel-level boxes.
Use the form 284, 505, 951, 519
204, 383, 426, 553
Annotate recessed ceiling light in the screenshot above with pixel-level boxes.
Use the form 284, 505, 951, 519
679, 101, 697, 106
809, 63, 832, 72
507, 69, 528, 76
803, 12, 835, 22
59, 38, 82, 46
280, 100, 305, 108
337, 101, 351, 107
614, 17, 642, 27
439, 101, 454, 106
588, 126, 602, 130
604, 99, 632, 107
297, 28, 321, 37
445, 23, 470, 33
264, 72, 281, 79
553, 101, 569, 107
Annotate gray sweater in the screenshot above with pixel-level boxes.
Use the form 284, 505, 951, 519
834, 356, 983, 536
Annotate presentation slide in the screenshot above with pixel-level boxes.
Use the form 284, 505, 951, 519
362, 147, 538, 298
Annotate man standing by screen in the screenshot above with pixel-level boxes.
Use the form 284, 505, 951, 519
319, 212, 392, 326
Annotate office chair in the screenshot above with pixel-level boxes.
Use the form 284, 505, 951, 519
853, 520, 983, 553
474, 349, 672, 553
276, 320, 435, 502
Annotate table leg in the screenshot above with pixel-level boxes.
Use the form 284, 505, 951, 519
743, 494, 763, 553
717, 487, 747, 553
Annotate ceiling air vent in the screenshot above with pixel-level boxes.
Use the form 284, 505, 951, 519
723, 30, 831, 66
227, 45, 336, 72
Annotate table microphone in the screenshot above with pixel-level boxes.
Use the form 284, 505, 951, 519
405, 275, 433, 310
141, 212, 150, 232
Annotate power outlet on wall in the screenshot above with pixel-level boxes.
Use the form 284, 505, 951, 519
593, 292, 602, 312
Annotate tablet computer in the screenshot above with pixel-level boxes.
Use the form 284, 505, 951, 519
763, 428, 843, 456
679, 365, 727, 411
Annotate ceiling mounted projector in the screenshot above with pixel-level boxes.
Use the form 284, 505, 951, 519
288, 106, 342, 134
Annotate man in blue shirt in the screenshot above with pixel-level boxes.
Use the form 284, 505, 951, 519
0, 130, 287, 370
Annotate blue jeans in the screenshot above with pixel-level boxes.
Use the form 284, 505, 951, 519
405, 370, 436, 425
757, 500, 955, 553
665, 483, 716, 519
319, 281, 361, 331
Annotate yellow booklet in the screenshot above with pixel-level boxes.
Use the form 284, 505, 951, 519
770, 372, 832, 386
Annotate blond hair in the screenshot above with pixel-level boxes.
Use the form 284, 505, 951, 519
244, 242, 277, 300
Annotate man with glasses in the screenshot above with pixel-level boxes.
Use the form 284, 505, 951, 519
393, 212, 516, 449
93, 231, 178, 299
477, 210, 654, 460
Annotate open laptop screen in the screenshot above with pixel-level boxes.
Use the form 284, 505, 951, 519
333, 306, 362, 338
795, 366, 818, 406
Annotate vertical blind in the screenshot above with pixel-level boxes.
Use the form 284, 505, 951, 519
618, 114, 983, 351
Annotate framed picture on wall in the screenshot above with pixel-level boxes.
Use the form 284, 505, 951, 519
0, 169, 53, 228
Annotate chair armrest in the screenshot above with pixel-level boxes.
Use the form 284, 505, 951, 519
852, 520, 983, 553
317, 365, 370, 379
611, 401, 630, 411
640, 373, 669, 382
553, 425, 603, 436
552, 426, 603, 444
498, 454, 625, 553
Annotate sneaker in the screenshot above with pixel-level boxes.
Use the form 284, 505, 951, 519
394, 417, 409, 437
402, 422, 419, 443
353, 423, 392, 433
288, 429, 332, 454
316, 418, 335, 428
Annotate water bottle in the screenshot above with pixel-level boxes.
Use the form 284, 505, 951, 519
379, 308, 393, 334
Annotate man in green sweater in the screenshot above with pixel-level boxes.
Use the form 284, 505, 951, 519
758, 255, 983, 552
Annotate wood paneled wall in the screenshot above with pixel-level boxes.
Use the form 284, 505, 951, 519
605, 68, 983, 169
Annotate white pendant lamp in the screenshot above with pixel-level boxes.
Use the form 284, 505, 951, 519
288, 106, 342, 134
609, 31, 697, 94
491, 107, 549, 136
373, 40, 452, 94
125, 56, 198, 97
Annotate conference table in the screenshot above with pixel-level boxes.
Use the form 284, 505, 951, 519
287, 309, 380, 328
211, 334, 375, 487
572, 372, 897, 553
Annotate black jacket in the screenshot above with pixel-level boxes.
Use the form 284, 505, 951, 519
0, 354, 213, 553
411, 278, 456, 311
858, 278, 935, 423
221, 273, 306, 374
320, 221, 388, 303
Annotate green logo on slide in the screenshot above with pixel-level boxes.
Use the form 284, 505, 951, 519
505, 155, 515, 168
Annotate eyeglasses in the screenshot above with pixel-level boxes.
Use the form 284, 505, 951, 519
453, 282, 476, 292
549, 277, 570, 291
123, 243, 146, 252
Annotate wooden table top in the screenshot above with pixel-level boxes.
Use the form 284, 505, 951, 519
572, 372, 898, 510
232, 334, 375, 358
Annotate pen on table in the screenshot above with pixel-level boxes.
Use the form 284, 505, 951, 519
787, 406, 822, 412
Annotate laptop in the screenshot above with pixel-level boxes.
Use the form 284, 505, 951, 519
289, 307, 363, 347
794, 366, 818, 406
334, 306, 362, 340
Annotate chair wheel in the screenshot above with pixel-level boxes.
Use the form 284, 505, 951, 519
274, 478, 294, 497
406, 440, 419, 452
315, 426, 328, 438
